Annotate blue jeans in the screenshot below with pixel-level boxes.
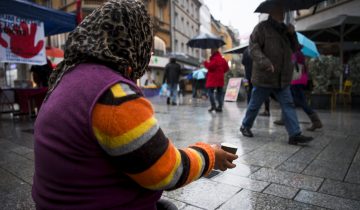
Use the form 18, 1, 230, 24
291, 85, 314, 116
167, 83, 178, 103
208, 87, 223, 108
242, 86, 301, 137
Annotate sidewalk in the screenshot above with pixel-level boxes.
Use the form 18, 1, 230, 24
0, 95, 360, 209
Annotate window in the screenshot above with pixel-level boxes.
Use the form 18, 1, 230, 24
61, 0, 67, 6
181, 43, 184, 53
154, 36, 166, 56
158, 7, 164, 21
175, 39, 178, 51
175, 12, 178, 26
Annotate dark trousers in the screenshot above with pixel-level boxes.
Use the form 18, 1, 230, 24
290, 84, 314, 115
208, 87, 223, 108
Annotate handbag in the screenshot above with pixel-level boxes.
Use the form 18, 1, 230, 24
292, 63, 303, 80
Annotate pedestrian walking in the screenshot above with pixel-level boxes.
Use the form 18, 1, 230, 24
239, 4, 313, 145
204, 48, 229, 112
242, 47, 271, 117
163, 57, 181, 105
32, 1, 238, 209
273, 49, 323, 131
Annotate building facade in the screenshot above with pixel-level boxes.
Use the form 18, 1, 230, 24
171, 0, 201, 59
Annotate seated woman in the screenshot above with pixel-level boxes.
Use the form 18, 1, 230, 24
32, 1, 237, 209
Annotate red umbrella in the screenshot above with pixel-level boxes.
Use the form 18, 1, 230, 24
46, 47, 64, 58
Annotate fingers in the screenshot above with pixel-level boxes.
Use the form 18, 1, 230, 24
20, 22, 29, 35
30, 23, 37, 36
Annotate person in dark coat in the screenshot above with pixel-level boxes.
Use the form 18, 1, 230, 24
204, 48, 229, 112
30, 59, 52, 87
239, 4, 313, 145
242, 47, 270, 116
163, 58, 181, 105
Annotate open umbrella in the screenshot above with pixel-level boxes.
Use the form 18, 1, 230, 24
46, 47, 64, 57
187, 33, 225, 49
192, 68, 207, 80
46, 47, 64, 68
296, 32, 320, 58
254, 0, 327, 13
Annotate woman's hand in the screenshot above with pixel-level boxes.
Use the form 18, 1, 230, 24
211, 144, 238, 171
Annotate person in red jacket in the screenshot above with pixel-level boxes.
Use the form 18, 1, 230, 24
204, 48, 229, 112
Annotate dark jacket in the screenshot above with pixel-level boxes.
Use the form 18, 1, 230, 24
249, 18, 298, 89
204, 51, 229, 88
242, 47, 252, 81
163, 60, 181, 85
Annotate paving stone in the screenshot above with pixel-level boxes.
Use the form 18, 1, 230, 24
303, 159, 350, 180
316, 137, 359, 164
212, 173, 270, 192
250, 168, 323, 191
345, 162, 360, 184
225, 163, 260, 177
0, 157, 34, 182
295, 190, 360, 210
181, 205, 205, 210
160, 196, 187, 210
277, 160, 308, 173
0, 183, 35, 210
10, 146, 33, 155
263, 183, 299, 199
239, 149, 296, 168
218, 189, 325, 210
163, 178, 240, 209
319, 179, 360, 201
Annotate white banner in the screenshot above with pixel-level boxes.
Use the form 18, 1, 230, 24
0, 14, 46, 65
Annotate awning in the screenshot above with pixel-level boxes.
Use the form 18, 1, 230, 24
223, 42, 249, 54
0, 0, 76, 36
299, 15, 360, 42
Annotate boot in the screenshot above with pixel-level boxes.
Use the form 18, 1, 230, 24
307, 113, 322, 131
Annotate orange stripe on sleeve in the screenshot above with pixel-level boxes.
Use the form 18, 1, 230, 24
182, 148, 202, 185
192, 142, 215, 176
92, 97, 154, 137
126, 141, 179, 187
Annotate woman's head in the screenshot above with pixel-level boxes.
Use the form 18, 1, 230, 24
47, 0, 153, 95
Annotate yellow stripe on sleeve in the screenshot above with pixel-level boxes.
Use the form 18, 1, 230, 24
94, 117, 158, 149
110, 84, 127, 97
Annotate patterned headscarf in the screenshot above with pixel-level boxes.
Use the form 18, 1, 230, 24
46, 0, 153, 98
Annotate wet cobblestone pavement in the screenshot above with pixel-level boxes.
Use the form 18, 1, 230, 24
1, 95, 360, 209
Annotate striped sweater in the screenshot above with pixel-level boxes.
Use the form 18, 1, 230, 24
92, 82, 215, 190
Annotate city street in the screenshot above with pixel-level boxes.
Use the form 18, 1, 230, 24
0, 95, 360, 210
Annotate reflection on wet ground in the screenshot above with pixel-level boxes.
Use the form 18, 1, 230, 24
1, 95, 360, 209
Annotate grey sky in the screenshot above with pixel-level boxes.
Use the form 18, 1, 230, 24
203, 0, 264, 39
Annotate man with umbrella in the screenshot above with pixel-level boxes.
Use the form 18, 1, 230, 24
240, 1, 313, 145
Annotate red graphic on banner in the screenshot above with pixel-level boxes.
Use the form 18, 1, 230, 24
4, 22, 44, 58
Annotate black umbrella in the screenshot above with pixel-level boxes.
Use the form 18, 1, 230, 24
254, 0, 327, 13
187, 33, 226, 49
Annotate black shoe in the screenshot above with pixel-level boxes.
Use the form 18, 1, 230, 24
167, 98, 170, 105
171, 102, 177, 106
273, 119, 285, 126
288, 134, 314, 145
240, 126, 254, 137
259, 111, 270, 117
208, 107, 215, 112
215, 107, 222, 112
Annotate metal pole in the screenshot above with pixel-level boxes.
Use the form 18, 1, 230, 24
339, 24, 344, 92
